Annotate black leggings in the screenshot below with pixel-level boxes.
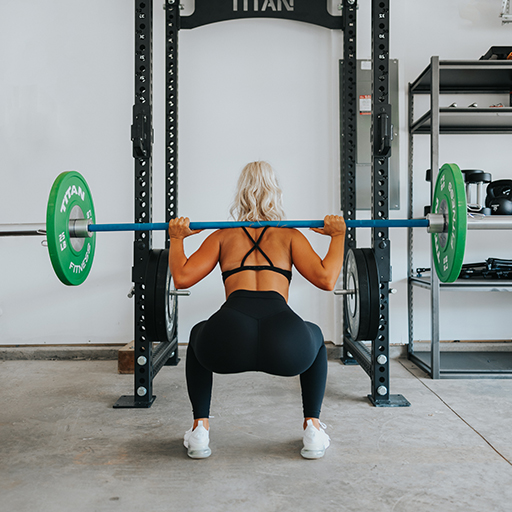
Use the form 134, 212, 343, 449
186, 290, 327, 419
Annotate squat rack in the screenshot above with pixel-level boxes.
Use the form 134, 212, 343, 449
116, 0, 409, 408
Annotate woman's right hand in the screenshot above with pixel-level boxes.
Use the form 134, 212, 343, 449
168, 217, 203, 240
310, 215, 346, 238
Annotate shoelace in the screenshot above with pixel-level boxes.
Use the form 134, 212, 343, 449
306, 421, 329, 438
314, 422, 330, 442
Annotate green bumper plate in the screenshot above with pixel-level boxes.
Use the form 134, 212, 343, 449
432, 163, 467, 283
46, 171, 96, 285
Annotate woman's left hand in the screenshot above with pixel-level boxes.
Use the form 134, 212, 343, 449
168, 217, 203, 240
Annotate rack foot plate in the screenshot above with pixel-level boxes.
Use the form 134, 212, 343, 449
368, 394, 411, 407
113, 395, 156, 409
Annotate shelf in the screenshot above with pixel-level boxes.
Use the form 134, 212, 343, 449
410, 107, 512, 134
410, 351, 512, 378
408, 57, 512, 379
410, 275, 512, 292
410, 60, 512, 94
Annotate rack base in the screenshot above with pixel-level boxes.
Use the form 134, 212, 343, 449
113, 395, 157, 409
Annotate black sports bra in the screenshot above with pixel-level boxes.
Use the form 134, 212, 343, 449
221, 226, 292, 283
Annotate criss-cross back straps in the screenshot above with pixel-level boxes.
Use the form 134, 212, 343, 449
240, 226, 274, 267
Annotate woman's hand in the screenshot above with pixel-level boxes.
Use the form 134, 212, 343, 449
168, 217, 203, 240
292, 215, 346, 290
310, 215, 346, 238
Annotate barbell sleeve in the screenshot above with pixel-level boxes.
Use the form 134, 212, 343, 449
169, 290, 191, 296
333, 289, 356, 295
467, 215, 512, 230
0, 223, 46, 236
426, 214, 512, 232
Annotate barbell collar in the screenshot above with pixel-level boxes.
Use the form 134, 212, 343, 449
425, 213, 446, 234
69, 218, 93, 239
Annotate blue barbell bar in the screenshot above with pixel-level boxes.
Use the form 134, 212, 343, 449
87, 219, 430, 233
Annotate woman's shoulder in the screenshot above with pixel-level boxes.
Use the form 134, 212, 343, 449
267, 227, 306, 249
275, 227, 306, 239
208, 227, 241, 244
198, 228, 226, 247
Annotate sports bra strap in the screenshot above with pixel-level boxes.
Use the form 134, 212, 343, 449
240, 226, 274, 267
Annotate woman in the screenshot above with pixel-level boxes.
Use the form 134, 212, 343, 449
168, 161, 346, 459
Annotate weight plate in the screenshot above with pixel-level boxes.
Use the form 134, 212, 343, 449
432, 163, 467, 283
361, 248, 380, 341
344, 248, 380, 341
146, 249, 177, 342
46, 171, 96, 286
344, 249, 362, 340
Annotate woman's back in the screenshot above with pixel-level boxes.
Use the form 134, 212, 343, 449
218, 227, 294, 300
168, 216, 344, 297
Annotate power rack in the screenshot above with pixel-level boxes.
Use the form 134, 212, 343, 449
115, 0, 409, 408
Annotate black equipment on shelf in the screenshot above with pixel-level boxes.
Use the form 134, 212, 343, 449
459, 258, 512, 280
416, 258, 512, 280
486, 179, 512, 215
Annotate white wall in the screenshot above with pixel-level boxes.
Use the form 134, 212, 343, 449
0, 0, 511, 346
1, 1, 134, 345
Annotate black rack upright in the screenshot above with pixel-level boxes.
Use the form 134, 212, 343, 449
341, 0, 409, 407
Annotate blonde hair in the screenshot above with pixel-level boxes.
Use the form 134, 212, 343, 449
230, 161, 285, 222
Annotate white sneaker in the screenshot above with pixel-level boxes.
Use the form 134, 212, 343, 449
183, 421, 211, 459
301, 419, 330, 459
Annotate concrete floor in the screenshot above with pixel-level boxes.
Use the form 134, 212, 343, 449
1, 351, 512, 512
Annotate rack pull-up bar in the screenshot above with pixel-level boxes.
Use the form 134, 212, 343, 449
179, 0, 343, 30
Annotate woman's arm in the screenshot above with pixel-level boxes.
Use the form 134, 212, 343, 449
168, 217, 221, 289
290, 215, 346, 291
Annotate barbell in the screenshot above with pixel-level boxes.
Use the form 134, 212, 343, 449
1, 163, 512, 286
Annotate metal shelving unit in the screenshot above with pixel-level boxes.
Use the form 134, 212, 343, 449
411, 108, 512, 134
407, 57, 512, 379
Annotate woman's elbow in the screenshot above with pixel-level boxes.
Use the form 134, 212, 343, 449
317, 275, 338, 291
170, 272, 188, 290
172, 278, 185, 290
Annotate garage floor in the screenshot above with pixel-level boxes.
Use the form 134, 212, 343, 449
1, 350, 512, 512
